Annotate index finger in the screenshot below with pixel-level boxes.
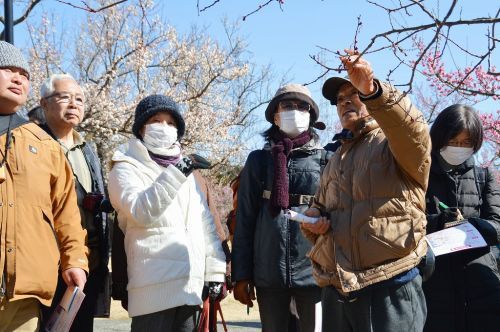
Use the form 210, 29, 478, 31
344, 48, 360, 55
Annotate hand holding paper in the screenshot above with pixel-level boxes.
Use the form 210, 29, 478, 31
45, 286, 86, 332
286, 210, 320, 224
291, 208, 331, 235
62, 268, 87, 289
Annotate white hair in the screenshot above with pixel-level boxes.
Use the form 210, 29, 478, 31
40, 73, 81, 98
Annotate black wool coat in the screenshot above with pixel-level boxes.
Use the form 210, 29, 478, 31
232, 141, 327, 288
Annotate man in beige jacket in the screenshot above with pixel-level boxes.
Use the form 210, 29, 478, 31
0, 41, 88, 331
302, 49, 431, 331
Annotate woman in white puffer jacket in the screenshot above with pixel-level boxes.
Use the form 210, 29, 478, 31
108, 95, 226, 331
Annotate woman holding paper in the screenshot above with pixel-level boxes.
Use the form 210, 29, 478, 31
231, 84, 328, 332
423, 104, 500, 332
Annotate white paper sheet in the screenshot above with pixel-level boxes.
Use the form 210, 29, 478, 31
425, 221, 487, 256
45, 286, 86, 332
284, 210, 320, 224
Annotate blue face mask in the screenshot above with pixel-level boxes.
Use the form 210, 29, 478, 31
440, 146, 474, 165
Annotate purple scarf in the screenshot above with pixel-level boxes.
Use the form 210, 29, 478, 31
148, 151, 181, 168
269, 130, 312, 217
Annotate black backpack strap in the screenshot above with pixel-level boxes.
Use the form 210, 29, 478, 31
320, 149, 328, 174
473, 166, 487, 206
0, 113, 29, 136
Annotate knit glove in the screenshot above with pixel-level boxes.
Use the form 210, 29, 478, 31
174, 154, 211, 176
209, 282, 226, 300
202, 282, 226, 301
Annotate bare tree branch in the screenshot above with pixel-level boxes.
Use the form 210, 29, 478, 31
55, 0, 128, 13
198, 0, 222, 14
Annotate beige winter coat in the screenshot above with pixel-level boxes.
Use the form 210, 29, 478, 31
0, 123, 88, 307
303, 82, 431, 294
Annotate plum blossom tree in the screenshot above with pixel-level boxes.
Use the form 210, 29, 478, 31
415, 42, 499, 168
25, 0, 273, 179
198, 0, 499, 168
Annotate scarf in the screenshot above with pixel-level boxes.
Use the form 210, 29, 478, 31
269, 130, 312, 217
147, 142, 182, 168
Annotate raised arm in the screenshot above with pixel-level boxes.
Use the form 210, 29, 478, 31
108, 162, 187, 227
341, 49, 431, 190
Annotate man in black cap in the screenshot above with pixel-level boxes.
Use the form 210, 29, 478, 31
0, 42, 88, 331
302, 49, 431, 331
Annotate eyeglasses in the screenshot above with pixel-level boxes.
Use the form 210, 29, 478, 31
447, 139, 473, 148
45, 92, 85, 107
278, 101, 311, 112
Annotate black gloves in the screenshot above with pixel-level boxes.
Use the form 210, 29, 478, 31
428, 197, 463, 232
209, 282, 225, 300
202, 282, 226, 301
439, 208, 462, 228
174, 153, 211, 176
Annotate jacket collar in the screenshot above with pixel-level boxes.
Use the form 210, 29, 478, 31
263, 136, 322, 153
340, 116, 380, 145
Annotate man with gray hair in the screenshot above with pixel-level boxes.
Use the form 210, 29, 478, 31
39, 73, 111, 331
0, 42, 88, 330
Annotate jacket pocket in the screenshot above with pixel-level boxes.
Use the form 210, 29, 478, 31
41, 207, 61, 258
358, 214, 415, 268
307, 231, 336, 273
307, 232, 337, 287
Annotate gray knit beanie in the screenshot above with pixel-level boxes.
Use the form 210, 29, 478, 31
132, 94, 185, 140
0, 41, 30, 77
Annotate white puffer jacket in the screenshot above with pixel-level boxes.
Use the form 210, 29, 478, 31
108, 138, 226, 317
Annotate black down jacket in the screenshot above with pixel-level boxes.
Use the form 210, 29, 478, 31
423, 153, 500, 332
232, 141, 327, 288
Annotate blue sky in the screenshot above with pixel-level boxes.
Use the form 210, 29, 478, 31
161, 1, 497, 98
10, 0, 498, 146
161, 0, 498, 145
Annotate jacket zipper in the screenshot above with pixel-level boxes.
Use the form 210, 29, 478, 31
286, 217, 291, 287
286, 158, 292, 287
0, 272, 5, 300
453, 172, 460, 209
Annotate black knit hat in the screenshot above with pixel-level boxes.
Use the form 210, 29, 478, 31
132, 95, 185, 139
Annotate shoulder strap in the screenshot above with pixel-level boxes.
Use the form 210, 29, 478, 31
82, 142, 105, 194
473, 166, 488, 205
259, 148, 268, 184
320, 149, 328, 174
0, 113, 29, 137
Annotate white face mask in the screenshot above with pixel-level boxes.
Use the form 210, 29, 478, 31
142, 123, 178, 155
276, 110, 310, 137
440, 146, 474, 166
